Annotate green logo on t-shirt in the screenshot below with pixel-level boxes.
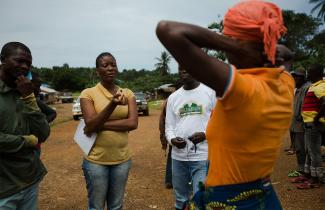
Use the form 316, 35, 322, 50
179, 103, 202, 117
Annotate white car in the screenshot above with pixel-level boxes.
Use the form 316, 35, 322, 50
72, 97, 82, 120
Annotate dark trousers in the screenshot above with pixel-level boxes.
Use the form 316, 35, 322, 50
304, 123, 324, 178
165, 145, 173, 185
293, 132, 306, 171
289, 131, 296, 150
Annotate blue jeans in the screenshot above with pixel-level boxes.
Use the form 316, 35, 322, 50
82, 159, 131, 210
0, 181, 39, 210
172, 159, 208, 209
304, 123, 324, 178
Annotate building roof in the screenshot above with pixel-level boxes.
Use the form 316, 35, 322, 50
157, 83, 173, 90
156, 83, 176, 93
40, 86, 58, 93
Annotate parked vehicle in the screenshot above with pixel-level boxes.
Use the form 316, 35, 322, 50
60, 92, 74, 103
39, 86, 58, 104
135, 92, 149, 116
72, 97, 82, 120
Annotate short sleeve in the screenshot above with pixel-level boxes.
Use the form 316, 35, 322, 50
121, 88, 135, 100
80, 88, 94, 103
219, 65, 236, 100
219, 67, 257, 110
314, 83, 325, 99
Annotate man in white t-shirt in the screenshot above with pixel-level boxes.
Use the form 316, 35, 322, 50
165, 66, 216, 210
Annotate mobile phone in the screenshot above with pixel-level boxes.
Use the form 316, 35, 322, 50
26, 71, 32, 80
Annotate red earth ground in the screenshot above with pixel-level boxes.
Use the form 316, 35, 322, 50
38, 103, 325, 210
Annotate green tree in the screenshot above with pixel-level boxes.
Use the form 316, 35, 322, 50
62, 63, 69, 69
302, 30, 325, 67
155, 51, 171, 76
206, 20, 226, 61
33, 64, 179, 93
51, 67, 85, 91
117, 68, 178, 93
280, 10, 322, 60
310, 0, 325, 21
208, 18, 223, 32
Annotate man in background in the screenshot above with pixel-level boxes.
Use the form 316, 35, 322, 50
289, 68, 310, 179
299, 64, 325, 189
165, 66, 216, 210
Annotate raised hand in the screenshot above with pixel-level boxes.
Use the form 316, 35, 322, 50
15, 75, 34, 97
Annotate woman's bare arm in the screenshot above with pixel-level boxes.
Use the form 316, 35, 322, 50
156, 21, 263, 96
80, 98, 118, 134
102, 96, 138, 132
156, 21, 235, 96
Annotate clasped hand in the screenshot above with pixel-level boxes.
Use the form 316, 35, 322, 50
188, 132, 205, 145
83, 90, 128, 137
171, 132, 205, 149
171, 137, 186, 149
112, 90, 128, 105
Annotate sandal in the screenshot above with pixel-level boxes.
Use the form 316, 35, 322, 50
296, 181, 321, 189
291, 176, 308, 183
288, 170, 301, 177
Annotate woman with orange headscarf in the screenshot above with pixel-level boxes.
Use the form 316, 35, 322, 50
156, 1, 293, 209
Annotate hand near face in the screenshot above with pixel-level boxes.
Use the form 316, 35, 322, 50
188, 132, 205, 145
112, 90, 128, 105
15, 75, 34, 98
171, 137, 187, 149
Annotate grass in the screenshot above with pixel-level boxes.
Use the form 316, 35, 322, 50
148, 100, 164, 110
72, 92, 81, 99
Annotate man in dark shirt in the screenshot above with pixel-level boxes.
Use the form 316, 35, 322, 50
0, 42, 50, 209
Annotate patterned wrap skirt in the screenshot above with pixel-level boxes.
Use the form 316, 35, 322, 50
186, 178, 282, 210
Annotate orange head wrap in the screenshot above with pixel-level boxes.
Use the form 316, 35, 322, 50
223, 0, 287, 64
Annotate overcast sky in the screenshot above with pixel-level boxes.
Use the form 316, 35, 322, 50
0, 0, 318, 72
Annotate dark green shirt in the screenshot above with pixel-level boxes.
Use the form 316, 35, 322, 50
0, 79, 50, 198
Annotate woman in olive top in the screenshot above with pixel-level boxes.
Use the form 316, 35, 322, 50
80, 52, 138, 210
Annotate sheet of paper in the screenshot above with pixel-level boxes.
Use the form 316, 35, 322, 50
74, 119, 97, 155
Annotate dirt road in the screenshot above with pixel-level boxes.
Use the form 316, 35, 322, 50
39, 103, 324, 210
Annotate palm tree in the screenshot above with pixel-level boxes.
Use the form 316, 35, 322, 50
155, 51, 171, 76
310, 0, 325, 21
